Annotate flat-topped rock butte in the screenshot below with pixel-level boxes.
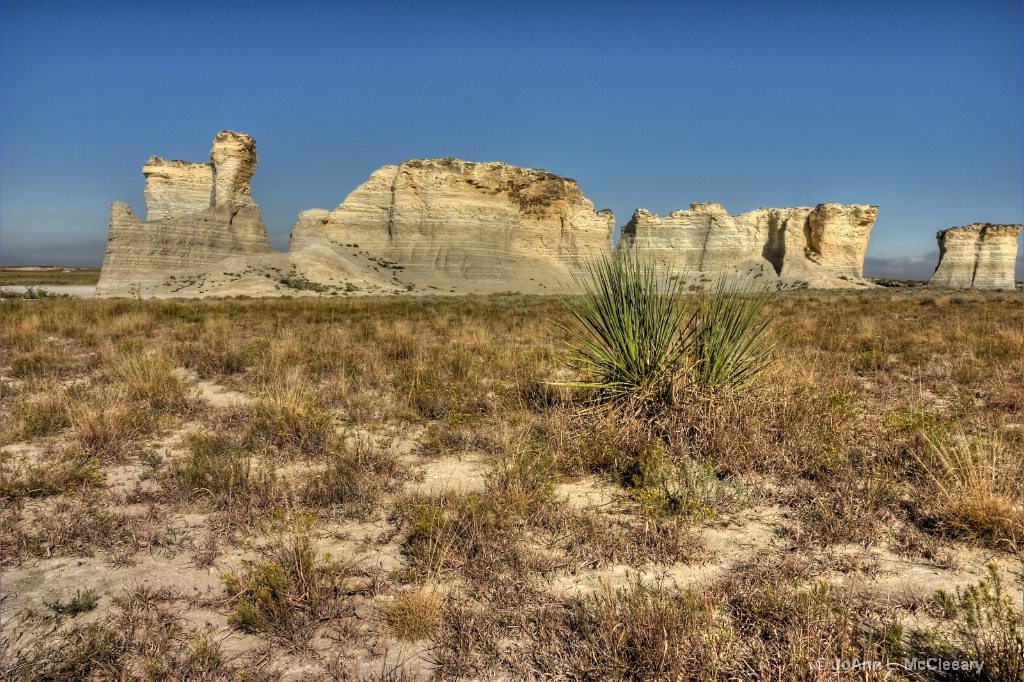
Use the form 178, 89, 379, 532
618, 202, 878, 288
928, 223, 1022, 290
288, 157, 615, 295
98, 131, 281, 297
94, 131, 1017, 297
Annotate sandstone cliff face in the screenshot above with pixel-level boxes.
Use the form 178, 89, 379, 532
289, 158, 615, 293
98, 131, 891, 297
619, 202, 878, 286
806, 203, 877, 279
929, 223, 1022, 289
98, 131, 278, 296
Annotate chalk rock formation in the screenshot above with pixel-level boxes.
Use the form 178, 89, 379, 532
289, 158, 615, 293
97, 131, 280, 296
929, 223, 1022, 289
620, 202, 878, 286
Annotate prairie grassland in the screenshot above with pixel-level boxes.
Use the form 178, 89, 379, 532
0, 291, 1022, 680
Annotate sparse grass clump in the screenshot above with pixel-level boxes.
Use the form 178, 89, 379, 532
3, 585, 234, 681
222, 529, 351, 643
400, 492, 536, 581
44, 588, 100, 617
172, 317, 254, 376
245, 373, 334, 457
528, 581, 723, 681
300, 436, 407, 516
109, 350, 192, 414
166, 433, 252, 503
914, 431, 1023, 549
165, 433, 284, 523
380, 589, 442, 640
5, 388, 70, 439
69, 398, 154, 461
0, 449, 102, 499
9, 494, 159, 562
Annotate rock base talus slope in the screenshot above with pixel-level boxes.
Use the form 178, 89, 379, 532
288, 158, 615, 294
929, 223, 1022, 289
619, 202, 878, 288
97, 131, 280, 297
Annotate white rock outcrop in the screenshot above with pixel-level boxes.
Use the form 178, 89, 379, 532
97, 131, 893, 297
289, 158, 615, 293
619, 202, 878, 286
97, 131, 282, 296
929, 223, 1022, 289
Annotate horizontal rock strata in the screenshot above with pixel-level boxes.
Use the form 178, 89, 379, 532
97, 131, 280, 297
929, 223, 1022, 289
619, 202, 878, 286
289, 158, 615, 293
97, 131, 893, 297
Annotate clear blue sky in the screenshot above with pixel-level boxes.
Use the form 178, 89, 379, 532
2, 0, 1021, 280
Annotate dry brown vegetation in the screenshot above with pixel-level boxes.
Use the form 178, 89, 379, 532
1, 291, 1022, 680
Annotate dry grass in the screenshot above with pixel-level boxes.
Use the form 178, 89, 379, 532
914, 431, 1023, 550
69, 398, 155, 461
300, 435, 408, 516
221, 526, 353, 644
1, 290, 1022, 678
0, 449, 102, 500
379, 589, 443, 640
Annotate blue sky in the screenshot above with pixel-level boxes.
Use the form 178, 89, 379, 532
1, 0, 1021, 280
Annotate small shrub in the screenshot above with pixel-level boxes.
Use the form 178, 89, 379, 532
44, 588, 100, 617
222, 530, 351, 643
930, 563, 1024, 680
631, 450, 744, 521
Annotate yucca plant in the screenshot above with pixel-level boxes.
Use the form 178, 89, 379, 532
688, 276, 778, 394
559, 252, 778, 412
560, 250, 693, 410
